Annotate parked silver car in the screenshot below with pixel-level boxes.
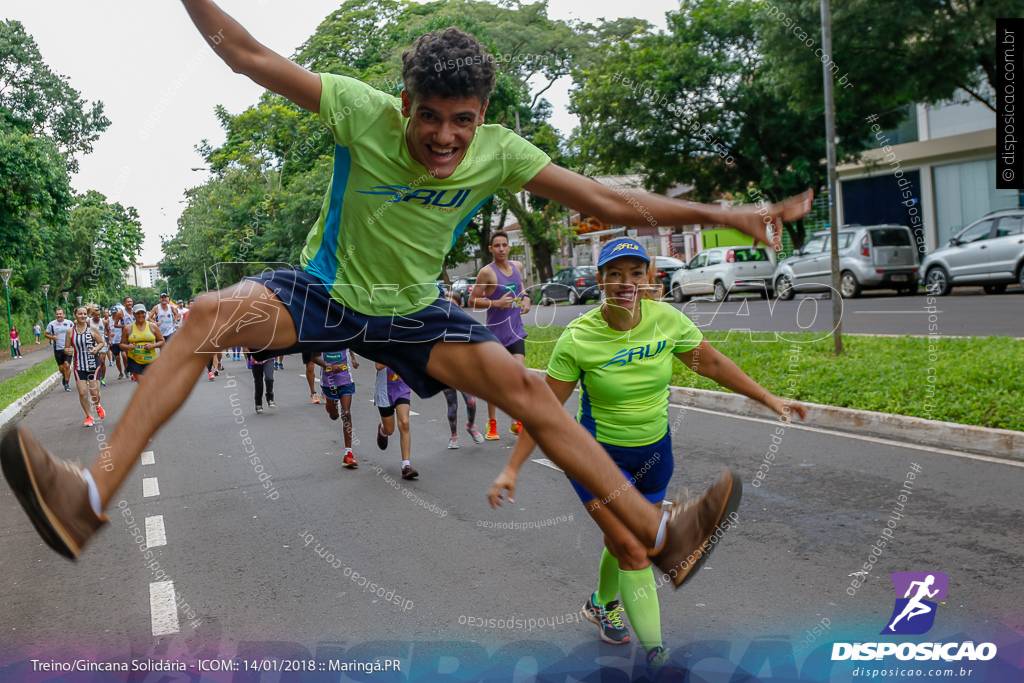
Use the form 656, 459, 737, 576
774, 225, 919, 299
921, 209, 1024, 295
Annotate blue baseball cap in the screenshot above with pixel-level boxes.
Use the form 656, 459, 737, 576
597, 238, 651, 267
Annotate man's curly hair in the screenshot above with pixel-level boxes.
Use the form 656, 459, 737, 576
401, 27, 496, 104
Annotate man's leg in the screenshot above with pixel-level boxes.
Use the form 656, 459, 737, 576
427, 341, 662, 547
396, 403, 412, 463
305, 359, 317, 400
90, 283, 299, 505
340, 394, 353, 448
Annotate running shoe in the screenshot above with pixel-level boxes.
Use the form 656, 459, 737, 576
485, 419, 500, 440
342, 451, 358, 468
376, 424, 388, 450
130, 374, 136, 382
255, 405, 263, 414
325, 398, 339, 420
117, 372, 124, 380
100, 378, 106, 387
213, 369, 219, 376
0, 426, 109, 559
267, 399, 276, 409
63, 381, 71, 392
83, 417, 95, 428
401, 465, 419, 480
448, 436, 459, 449
647, 646, 672, 671
510, 420, 523, 436
311, 393, 320, 405
96, 405, 105, 420
582, 593, 631, 645
467, 424, 484, 444
208, 371, 215, 381
217, 362, 224, 371
650, 469, 742, 588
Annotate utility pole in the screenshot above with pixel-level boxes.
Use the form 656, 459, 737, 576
821, 0, 843, 355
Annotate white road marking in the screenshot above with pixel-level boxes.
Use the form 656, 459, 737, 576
532, 458, 563, 472
145, 515, 167, 547
149, 581, 180, 636
142, 477, 160, 497
141, 450, 155, 466
667, 403, 1024, 469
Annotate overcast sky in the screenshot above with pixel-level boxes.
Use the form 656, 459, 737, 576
10, 0, 679, 265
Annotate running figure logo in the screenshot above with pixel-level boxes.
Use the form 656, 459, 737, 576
882, 571, 949, 635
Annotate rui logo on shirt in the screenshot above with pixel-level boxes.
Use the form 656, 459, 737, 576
357, 185, 471, 208
601, 340, 668, 369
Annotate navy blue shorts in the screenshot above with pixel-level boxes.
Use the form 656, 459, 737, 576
245, 267, 500, 398
569, 431, 674, 506
323, 383, 355, 399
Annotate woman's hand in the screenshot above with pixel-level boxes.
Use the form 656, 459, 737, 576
487, 468, 519, 509
766, 394, 807, 422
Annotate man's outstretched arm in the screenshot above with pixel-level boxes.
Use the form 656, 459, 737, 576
524, 163, 812, 250
181, 0, 322, 113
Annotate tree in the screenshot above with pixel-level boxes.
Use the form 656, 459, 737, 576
0, 20, 111, 172
756, 0, 1018, 114
568, 0, 895, 249
50, 191, 144, 298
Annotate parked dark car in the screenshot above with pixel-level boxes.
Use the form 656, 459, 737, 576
539, 266, 600, 305
450, 277, 477, 306
653, 256, 686, 297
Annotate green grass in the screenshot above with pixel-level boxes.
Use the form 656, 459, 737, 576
0, 362, 59, 414
524, 326, 1024, 432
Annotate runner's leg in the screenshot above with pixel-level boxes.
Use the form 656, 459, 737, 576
91, 281, 298, 505
427, 340, 663, 546
75, 377, 92, 418
396, 402, 412, 463
340, 394, 353, 448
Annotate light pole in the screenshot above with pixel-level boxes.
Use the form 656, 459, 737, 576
61, 291, 69, 312
0, 268, 12, 344
42, 284, 51, 324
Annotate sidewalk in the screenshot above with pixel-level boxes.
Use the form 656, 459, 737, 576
0, 342, 56, 385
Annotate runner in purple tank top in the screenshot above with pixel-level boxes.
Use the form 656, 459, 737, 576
468, 230, 530, 439
313, 349, 359, 468
374, 364, 417, 480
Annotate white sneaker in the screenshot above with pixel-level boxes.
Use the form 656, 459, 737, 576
448, 436, 459, 449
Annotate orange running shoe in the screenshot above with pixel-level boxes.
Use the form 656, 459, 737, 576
485, 419, 500, 440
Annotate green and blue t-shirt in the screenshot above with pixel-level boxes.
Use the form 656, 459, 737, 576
300, 74, 551, 316
547, 299, 703, 447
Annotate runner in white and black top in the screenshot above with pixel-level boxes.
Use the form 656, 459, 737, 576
89, 305, 109, 386
149, 293, 180, 342
45, 308, 75, 391
111, 297, 133, 380
65, 305, 105, 427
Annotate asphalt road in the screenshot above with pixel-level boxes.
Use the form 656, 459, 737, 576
522, 287, 1024, 337
1, 357, 1022, 681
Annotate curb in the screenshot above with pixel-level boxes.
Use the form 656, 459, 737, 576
525, 368, 1023, 462
667, 386, 1024, 463
0, 371, 61, 431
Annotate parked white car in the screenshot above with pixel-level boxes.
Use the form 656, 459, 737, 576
669, 246, 776, 302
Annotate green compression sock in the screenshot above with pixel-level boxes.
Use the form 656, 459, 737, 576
619, 566, 662, 652
594, 547, 620, 606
